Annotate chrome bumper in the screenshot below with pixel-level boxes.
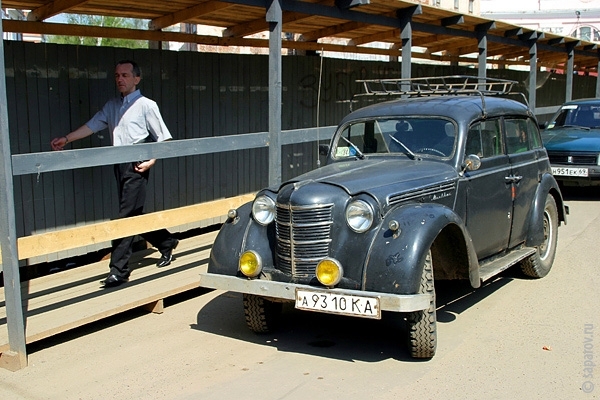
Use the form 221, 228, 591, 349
199, 273, 431, 312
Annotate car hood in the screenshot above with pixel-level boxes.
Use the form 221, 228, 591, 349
282, 158, 458, 204
542, 127, 600, 152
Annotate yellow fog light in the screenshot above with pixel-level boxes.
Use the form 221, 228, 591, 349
316, 258, 343, 287
239, 250, 262, 278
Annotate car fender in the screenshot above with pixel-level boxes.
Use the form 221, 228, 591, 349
208, 202, 276, 276
525, 172, 566, 247
363, 203, 479, 295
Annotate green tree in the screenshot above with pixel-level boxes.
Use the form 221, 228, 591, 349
46, 14, 149, 48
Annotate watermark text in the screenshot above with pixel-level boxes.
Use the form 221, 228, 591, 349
583, 324, 595, 394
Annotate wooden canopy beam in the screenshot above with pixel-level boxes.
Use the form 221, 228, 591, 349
149, 1, 234, 30
441, 14, 464, 27
223, 11, 313, 38
27, 0, 90, 22
300, 20, 366, 42
349, 28, 399, 46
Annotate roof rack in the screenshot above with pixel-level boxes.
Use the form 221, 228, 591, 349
354, 75, 517, 98
349, 75, 525, 115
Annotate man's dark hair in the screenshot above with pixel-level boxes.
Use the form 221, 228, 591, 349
116, 60, 141, 77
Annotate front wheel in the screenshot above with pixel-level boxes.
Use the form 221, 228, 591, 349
521, 194, 559, 278
243, 294, 282, 333
406, 250, 437, 359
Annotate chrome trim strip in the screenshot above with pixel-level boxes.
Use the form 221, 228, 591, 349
387, 181, 455, 206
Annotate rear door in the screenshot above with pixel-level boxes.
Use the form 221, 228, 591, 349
504, 117, 543, 248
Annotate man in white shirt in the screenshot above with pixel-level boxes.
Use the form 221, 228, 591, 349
51, 60, 178, 288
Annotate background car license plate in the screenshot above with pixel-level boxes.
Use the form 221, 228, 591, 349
295, 289, 381, 319
552, 167, 588, 177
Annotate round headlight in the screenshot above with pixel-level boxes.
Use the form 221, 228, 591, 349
239, 250, 262, 278
316, 258, 343, 287
346, 200, 374, 233
252, 195, 276, 225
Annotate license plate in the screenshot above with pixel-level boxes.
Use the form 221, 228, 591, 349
552, 167, 588, 177
295, 289, 381, 319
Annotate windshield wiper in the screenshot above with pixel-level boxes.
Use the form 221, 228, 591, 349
558, 125, 591, 131
389, 135, 418, 160
339, 136, 365, 159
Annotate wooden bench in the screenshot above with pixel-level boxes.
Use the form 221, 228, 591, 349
0, 194, 253, 354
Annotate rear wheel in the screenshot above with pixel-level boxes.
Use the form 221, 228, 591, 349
243, 294, 282, 333
521, 194, 558, 278
406, 250, 437, 359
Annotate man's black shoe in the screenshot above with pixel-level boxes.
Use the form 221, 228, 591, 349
157, 239, 179, 267
101, 274, 129, 288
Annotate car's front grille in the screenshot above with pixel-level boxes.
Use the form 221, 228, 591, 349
276, 203, 333, 277
548, 152, 598, 166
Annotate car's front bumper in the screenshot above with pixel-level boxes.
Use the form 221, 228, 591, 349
199, 272, 431, 313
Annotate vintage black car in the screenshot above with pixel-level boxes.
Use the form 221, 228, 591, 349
200, 76, 568, 359
542, 98, 600, 186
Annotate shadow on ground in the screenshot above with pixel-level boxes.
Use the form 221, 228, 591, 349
24, 260, 525, 363
559, 185, 600, 201
25, 286, 213, 355
191, 270, 518, 364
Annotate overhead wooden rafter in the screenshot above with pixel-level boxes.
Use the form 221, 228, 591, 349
0, 0, 598, 72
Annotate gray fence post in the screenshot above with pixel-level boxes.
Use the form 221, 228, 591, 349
0, 1, 28, 370
267, 0, 283, 187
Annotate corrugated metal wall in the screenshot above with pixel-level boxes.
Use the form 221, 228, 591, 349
3, 40, 597, 262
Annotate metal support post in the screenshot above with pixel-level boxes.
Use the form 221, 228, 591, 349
267, 0, 282, 187
528, 39, 538, 111
565, 43, 575, 102
476, 23, 494, 88
397, 6, 420, 93
0, 0, 28, 371
597, 57, 600, 98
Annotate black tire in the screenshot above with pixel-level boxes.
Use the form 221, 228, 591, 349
521, 194, 559, 278
243, 294, 282, 333
406, 250, 437, 359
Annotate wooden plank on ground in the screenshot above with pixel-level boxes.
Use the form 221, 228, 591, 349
0, 230, 218, 353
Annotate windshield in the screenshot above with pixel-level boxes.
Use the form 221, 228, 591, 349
332, 117, 456, 159
547, 104, 600, 129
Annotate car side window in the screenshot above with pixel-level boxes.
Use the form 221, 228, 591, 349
505, 118, 530, 154
526, 118, 543, 149
466, 119, 503, 158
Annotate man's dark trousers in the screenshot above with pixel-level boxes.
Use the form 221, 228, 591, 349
109, 162, 176, 279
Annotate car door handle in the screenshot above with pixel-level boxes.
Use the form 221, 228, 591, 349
505, 175, 523, 183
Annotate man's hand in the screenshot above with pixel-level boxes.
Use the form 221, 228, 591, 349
50, 136, 68, 151
134, 159, 156, 173
51, 126, 93, 151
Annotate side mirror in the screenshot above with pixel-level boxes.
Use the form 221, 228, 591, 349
463, 154, 482, 172
319, 144, 330, 156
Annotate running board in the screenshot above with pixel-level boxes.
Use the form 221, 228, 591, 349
478, 247, 536, 282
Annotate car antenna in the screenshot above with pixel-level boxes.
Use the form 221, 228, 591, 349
316, 48, 324, 168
